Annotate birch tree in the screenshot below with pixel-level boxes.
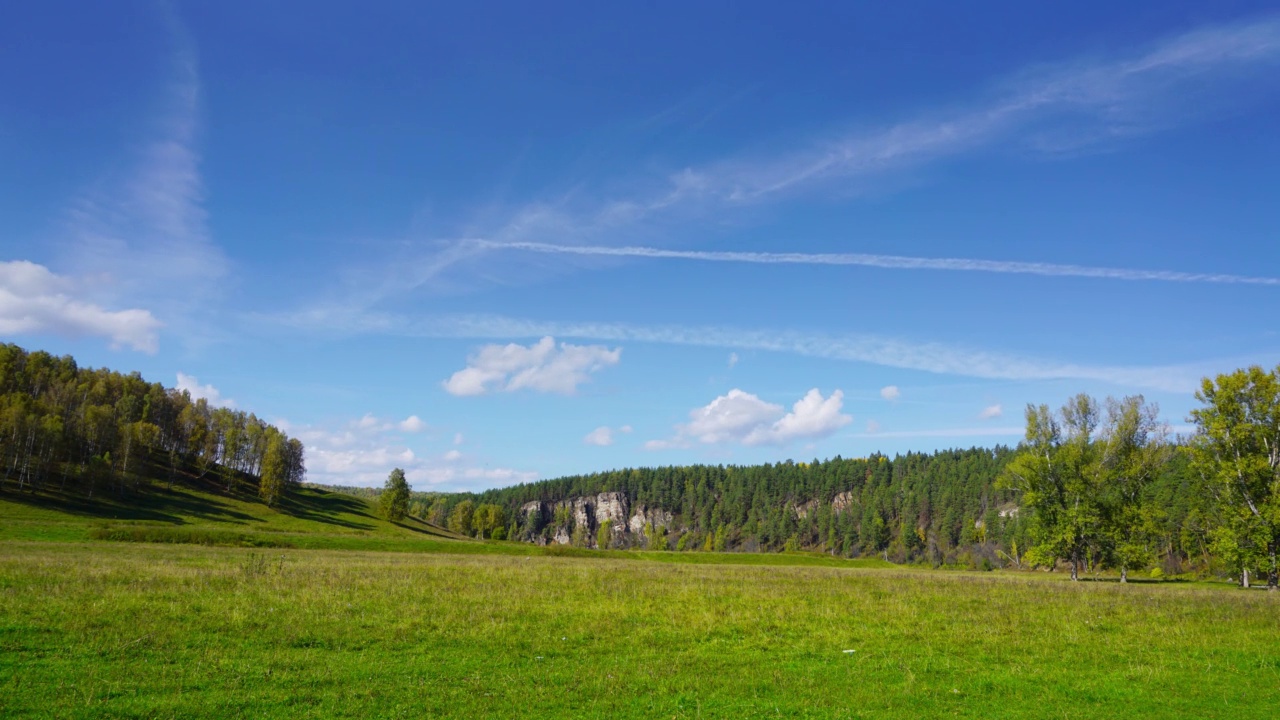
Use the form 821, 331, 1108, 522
1191, 365, 1280, 590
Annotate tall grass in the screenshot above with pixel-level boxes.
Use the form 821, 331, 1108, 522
1, 542, 1276, 718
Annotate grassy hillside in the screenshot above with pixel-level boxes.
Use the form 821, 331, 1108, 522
2, 542, 1277, 719
0, 478, 472, 552
0, 479, 902, 568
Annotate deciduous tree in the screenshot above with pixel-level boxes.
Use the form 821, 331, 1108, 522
1191, 365, 1280, 590
380, 468, 411, 523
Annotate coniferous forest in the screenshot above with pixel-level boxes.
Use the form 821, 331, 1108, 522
0, 344, 305, 505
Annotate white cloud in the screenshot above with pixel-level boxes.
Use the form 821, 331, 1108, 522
442, 336, 621, 396
880, 385, 901, 401
866, 420, 881, 434
292, 413, 536, 491
979, 404, 1004, 420
728, 352, 739, 368
399, 415, 427, 432
650, 388, 851, 449
584, 426, 615, 446
753, 388, 853, 445
175, 372, 234, 408
0, 261, 162, 353
683, 389, 783, 445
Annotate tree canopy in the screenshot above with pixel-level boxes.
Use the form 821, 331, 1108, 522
0, 344, 305, 504
380, 468, 411, 522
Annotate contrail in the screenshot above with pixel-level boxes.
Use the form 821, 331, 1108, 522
473, 240, 1280, 286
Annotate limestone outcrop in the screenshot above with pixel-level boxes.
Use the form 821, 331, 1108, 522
516, 491, 676, 548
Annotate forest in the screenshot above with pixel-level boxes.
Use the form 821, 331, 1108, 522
425, 365, 1280, 588
0, 344, 305, 505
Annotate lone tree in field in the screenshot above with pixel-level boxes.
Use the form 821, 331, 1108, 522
380, 468, 411, 523
1191, 365, 1280, 590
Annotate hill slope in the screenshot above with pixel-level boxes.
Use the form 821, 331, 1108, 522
0, 477, 471, 552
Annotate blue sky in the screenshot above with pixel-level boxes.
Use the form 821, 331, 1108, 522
3, 2, 1279, 490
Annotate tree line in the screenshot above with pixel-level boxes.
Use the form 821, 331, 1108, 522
431, 365, 1279, 588
0, 344, 305, 506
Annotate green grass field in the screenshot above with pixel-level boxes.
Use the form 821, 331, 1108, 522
2, 486, 1278, 718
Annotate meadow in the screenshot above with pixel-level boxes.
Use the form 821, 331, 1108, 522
2, 533, 1278, 718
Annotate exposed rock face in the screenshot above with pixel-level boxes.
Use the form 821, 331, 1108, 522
594, 492, 629, 528
519, 501, 543, 524
510, 491, 691, 548
628, 504, 672, 534
794, 499, 819, 519
832, 491, 854, 514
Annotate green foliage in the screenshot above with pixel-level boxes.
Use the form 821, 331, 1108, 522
473, 503, 506, 539
472, 448, 1017, 559
1000, 393, 1168, 581
0, 343, 304, 503
596, 519, 614, 549
1190, 365, 1280, 589
380, 468, 411, 523
259, 430, 287, 507
448, 499, 475, 536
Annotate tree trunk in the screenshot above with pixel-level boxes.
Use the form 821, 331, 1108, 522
1070, 556, 1079, 581
1120, 567, 1128, 583
1269, 545, 1278, 591
1242, 568, 1250, 589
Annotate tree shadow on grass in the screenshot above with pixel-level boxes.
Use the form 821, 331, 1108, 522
0, 485, 258, 526
275, 490, 377, 531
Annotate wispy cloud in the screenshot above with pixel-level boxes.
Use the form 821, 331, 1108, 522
850, 426, 1026, 439
692, 16, 1280, 202
58, 14, 227, 335
464, 16, 1280, 245
270, 309, 1212, 392
369, 17, 1280, 300
471, 240, 1280, 286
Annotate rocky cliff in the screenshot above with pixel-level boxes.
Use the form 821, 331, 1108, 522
518, 491, 674, 548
